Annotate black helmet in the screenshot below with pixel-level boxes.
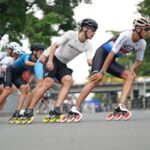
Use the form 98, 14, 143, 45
81, 18, 98, 30
31, 43, 44, 51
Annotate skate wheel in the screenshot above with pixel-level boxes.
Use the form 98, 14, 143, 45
8, 118, 17, 124
60, 115, 68, 123
114, 113, 123, 121
74, 114, 83, 123
66, 115, 75, 123
123, 112, 132, 121
55, 114, 64, 123
43, 115, 49, 123
49, 117, 56, 123
56, 118, 60, 123
27, 116, 34, 124
15, 117, 23, 124
15, 120, 21, 124
106, 112, 114, 121
22, 120, 27, 124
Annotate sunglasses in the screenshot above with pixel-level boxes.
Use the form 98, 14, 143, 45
143, 27, 150, 31
89, 27, 97, 32
37, 50, 44, 54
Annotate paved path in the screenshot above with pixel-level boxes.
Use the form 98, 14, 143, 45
0, 110, 150, 150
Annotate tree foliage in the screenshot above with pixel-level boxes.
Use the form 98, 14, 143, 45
133, 0, 150, 76
0, 0, 92, 47
137, 0, 150, 17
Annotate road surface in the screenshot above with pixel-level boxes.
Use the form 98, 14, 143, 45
0, 110, 150, 150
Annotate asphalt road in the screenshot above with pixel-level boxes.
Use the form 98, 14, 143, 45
0, 110, 150, 150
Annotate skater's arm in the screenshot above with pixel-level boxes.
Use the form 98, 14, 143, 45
24, 61, 35, 67
101, 51, 116, 73
90, 51, 115, 82
87, 58, 92, 66
130, 60, 142, 72
46, 43, 59, 70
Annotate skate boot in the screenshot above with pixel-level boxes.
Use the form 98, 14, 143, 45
106, 104, 123, 121
43, 107, 63, 123
8, 110, 21, 124
106, 104, 132, 121
15, 109, 25, 124
61, 106, 83, 123
15, 114, 24, 124
21, 109, 34, 124
115, 104, 132, 121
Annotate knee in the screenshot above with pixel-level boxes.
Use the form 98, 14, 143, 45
125, 71, 136, 81
61, 76, 73, 87
3, 87, 12, 95
36, 79, 44, 88
0, 85, 4, 94
45, 78, 54, 87
20, 85, 28, 94
93, 80, 100, 86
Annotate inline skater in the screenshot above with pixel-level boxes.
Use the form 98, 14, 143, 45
22, 18, 98, 123
18, 58, 44, 124
0, 43, 44, 123
0, 42, 22, 110
63, 18, 150, 122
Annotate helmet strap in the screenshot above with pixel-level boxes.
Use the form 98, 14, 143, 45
82, 27, 89, 39
84, 30, 88, 39
135, 28, 143, 39
32, 51, 38, 60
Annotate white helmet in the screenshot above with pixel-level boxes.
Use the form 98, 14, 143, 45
7, 42, 24, 55
13, 46, 25, 55
7, 42, 20, 51
133, 18, 150, 27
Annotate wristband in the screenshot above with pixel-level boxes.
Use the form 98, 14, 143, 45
91, 70, 99, 75
100, 69, 106, 75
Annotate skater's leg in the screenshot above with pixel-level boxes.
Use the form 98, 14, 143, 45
45, 75, 73, 122
16, 84, 28, 110
55, 75, 73, 107
0, 87, 12, 111
119, 70, 136, 105
75, 81, 97, 109
116, 70, 135, 120
61, 81, 98, 123
28, 77, 54, 109
25, 78, 43, 108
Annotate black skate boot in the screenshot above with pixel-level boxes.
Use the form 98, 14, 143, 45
22, 109, 34, 124
43, 107, 62, 123
9, 110, 21, 124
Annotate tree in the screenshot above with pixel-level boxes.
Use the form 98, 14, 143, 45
136, 0, 150, 76
0, 0, 92, 47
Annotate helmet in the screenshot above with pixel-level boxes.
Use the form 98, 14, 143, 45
81, 18, 98, 30
13, 46, 25, 55
30, 43, 44, 51
7, 42, 20, 51
133, 18, 150, 27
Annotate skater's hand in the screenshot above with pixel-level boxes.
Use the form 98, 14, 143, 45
90, 72, 104, 82
130, 69, 136, 77
46, 60, 54, 71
